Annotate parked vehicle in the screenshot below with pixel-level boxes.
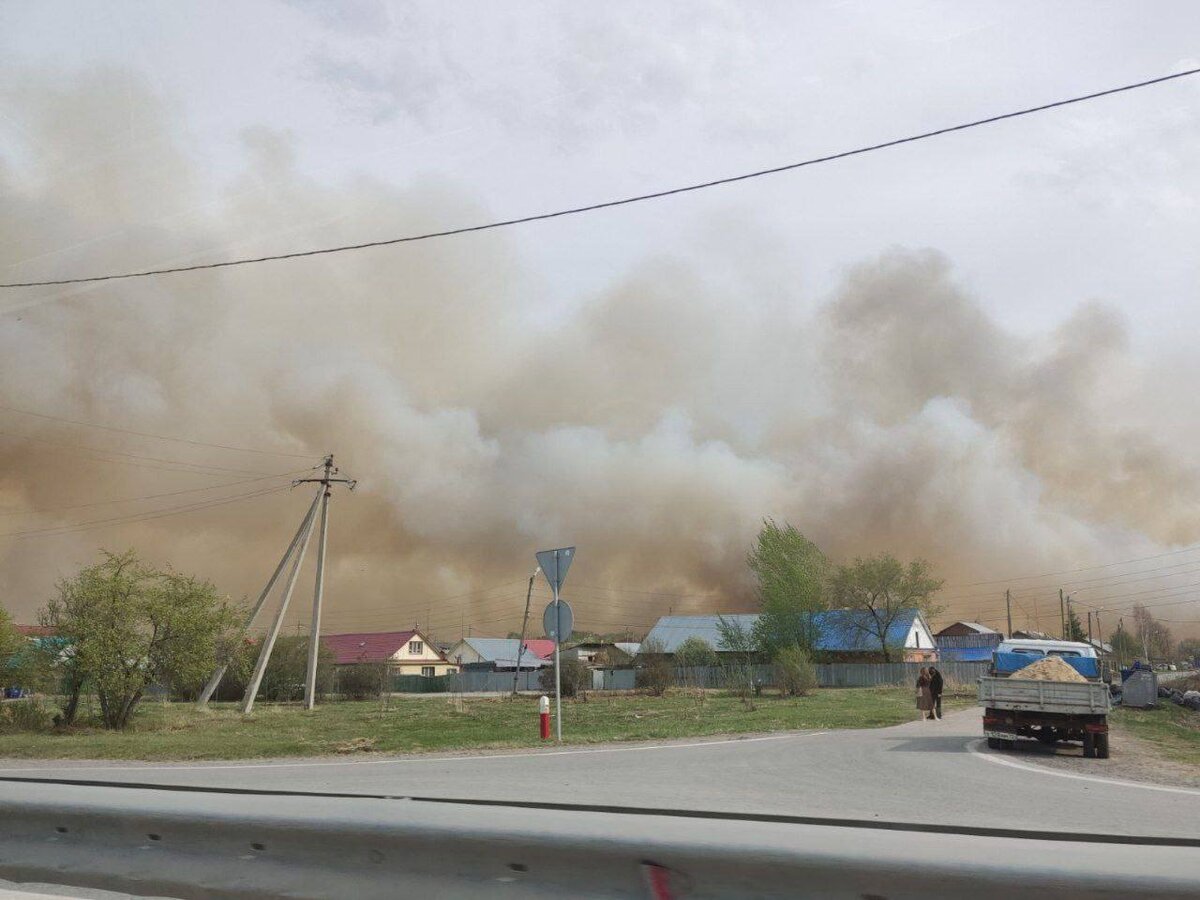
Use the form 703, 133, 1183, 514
979, 639, 1112, 759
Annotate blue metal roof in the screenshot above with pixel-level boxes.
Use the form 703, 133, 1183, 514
643, 609, 924, 654
938, 646, 995, 662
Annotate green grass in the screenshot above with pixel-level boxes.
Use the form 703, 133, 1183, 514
0, 688, 972, 761
1112, 703, 1200, 765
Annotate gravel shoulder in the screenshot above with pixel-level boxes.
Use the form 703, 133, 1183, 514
994, 707, 1200, 789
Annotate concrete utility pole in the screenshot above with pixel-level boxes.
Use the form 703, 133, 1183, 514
242, 505, 318, 714
1059, 588, 1066, 639
1087, 610, 1093, 645
512, 566, 540, 697
197, 489, 322, 708
1005, 589, 1013, 638
198, 454, 355, 715
294, 455, 356, 711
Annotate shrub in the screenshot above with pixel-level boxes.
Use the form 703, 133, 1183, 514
716, 617, 758, 706
338, 662, 388, 701
774, 645, 817, 696
196, 635, 336, 703
538, 659, 590, 698
0, 696, 55, 732
634, 638, 673, 696
675, 636, 718, 669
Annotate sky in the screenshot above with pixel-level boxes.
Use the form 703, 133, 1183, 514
1, 1, 1199, 643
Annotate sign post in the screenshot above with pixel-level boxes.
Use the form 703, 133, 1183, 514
536, 546, 575, 742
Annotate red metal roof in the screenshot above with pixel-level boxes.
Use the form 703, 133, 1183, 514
14, 624, 54, 638
321, 630, 420, 665
522, 639, 556, 660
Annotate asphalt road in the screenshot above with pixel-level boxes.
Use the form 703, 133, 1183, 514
1, 708, 1196, 838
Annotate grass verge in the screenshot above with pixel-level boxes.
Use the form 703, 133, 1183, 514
0, 687, 972, 761
1112, 702, 1200, 766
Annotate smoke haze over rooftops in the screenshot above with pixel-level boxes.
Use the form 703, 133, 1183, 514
2, 66, 1199, 640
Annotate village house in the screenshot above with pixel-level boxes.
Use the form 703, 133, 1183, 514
934, 621, 1004, 662
561, 641, 641, 667
320, 629, 457, 676
444, 637, 555, 671
642, 609, 937, 662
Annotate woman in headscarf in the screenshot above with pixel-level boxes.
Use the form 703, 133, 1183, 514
929, 666, 944, 720
916, 667, 934, 721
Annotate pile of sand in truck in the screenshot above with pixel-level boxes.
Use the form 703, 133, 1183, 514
1013, 656, 1088, 682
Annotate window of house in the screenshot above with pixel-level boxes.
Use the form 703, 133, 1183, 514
421, 666, 435, 677
409, 640, 423, 654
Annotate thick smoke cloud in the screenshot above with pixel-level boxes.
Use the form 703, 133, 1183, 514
2, 69, 1197, 639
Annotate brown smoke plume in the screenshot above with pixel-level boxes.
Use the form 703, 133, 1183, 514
2, 68, 1198, 640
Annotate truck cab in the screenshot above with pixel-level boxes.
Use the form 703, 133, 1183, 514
996, 638, 1098, 659
990, 639, 1106, 682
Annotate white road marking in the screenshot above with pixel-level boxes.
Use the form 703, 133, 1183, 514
966, 738, 1200, 797
0, 731, 828, 775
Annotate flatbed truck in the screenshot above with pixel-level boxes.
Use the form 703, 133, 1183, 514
978, 638, 1112, 759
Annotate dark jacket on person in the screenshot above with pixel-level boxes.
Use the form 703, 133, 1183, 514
930, 670, 944, 697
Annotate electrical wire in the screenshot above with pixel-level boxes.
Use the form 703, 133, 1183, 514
943, 540, 1200, 589
0, 430, 290, 478
0, 403, 313, 458
0, 469, 305, 518
0, 484, 293, 540
4, 68, 1197, 289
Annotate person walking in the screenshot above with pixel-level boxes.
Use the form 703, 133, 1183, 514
929, 665, 944, 720
916, 667, 934, 721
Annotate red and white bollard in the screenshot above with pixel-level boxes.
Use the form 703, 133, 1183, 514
539, 695, 551, 740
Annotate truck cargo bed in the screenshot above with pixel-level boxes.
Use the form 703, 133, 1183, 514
978, 676, 1111, 715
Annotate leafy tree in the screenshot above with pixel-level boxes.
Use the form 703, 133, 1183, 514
0, 606, 23, 666
257, 635, 335, 703
539, 658, 590, 698
1109, 625, 1140, 662
0, 607, 47, 694
673, 635, 718, 695
1131, 604, 1173, 661
634, 638, 672, 696
747, 520, 828, 656
1178, 638, 1200, 662
1066, 607, 1086, 642
826, 555, 944, 662
774, 645, 817, 697
716, 616, 758, 704
674, 636, 718, 669
192, 634, 335, 703
41, 550, 241, 729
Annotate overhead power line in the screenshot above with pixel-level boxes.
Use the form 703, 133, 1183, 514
0, 404, 314, 459
0, 430, 286, 478
3, 67, 1197, 289
0, 484, 292, 540
0, 469, 303, 518
945, 540, 1200, 589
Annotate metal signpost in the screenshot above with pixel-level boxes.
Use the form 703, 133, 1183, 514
536, 546, 575, 741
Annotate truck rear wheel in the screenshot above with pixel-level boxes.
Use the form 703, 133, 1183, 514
1083, 731, 1096, 758
1095, 733, 1110, 759
987, 737, 1002, 750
